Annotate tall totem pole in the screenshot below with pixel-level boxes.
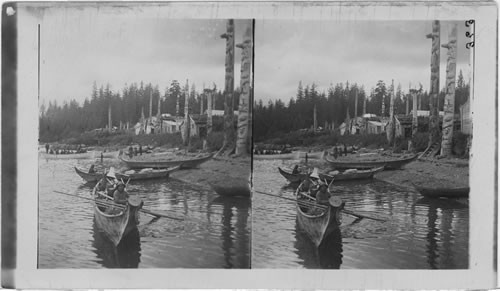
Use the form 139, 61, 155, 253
440, 24, 458, 156
426, 20, 441, 149
235, 22, 252, 156
220, 19, 235, 153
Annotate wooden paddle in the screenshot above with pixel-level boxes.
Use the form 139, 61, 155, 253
53, 191, 184, 221
254, 190, 387, 222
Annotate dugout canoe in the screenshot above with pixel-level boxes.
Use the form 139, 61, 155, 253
119, 152, 214, 169
278, 167, 309, 184
253, 152, 299, 160
91, 183, 143, 246
414, 185, 470, 198
324, 154, 418, 170
318, 166, 385, 182
40, 151, 96, 160
75, 166, 180, 182
295, 181, 344, 247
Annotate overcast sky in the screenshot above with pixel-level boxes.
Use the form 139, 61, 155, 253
36, 8, 249, 105
255, 20, 472, 103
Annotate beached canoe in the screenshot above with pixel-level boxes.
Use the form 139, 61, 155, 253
92, 183, 143, 246
40, 151, 96, 160
295, 181, 344, 247
318, 166, 385, 182
414, 185, 469, 198
119, 152, 214, 169
279, 166, 384, 184
75, 166, 180, 182
253, 152, 299, 160
295, 151, 326, 160
324, 153, 418, 170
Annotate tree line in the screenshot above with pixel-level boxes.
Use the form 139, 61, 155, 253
39, 81, 241, 142
254, 70, 469, 141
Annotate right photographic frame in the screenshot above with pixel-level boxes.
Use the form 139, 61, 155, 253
252, 19, 480, 270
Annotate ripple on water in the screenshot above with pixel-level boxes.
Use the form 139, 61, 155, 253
252, 159, 468, 269
38, 158, 251, 268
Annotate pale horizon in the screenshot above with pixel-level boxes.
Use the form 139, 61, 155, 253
255, 20, 472, 104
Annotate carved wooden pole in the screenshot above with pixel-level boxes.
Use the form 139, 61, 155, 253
406, 83, 410, 115
313, 104, 317, 131
387, 79, 395, 144
157, 91, 161, 117
381, 91, 386, 117
176, 93, 180, 117
108, 101, 112, 130
235, 23, 252, 156
200, 92, 204, 115
183, 79, 190, 145
426, 20, 441, 148
354, 88, 358, 117
363, 90, 367, 116
440, 24, 457, 157
220, 19, 235, 153
412, 90, 418, 137
206, 89, 213, 134
149, 87, 153, 119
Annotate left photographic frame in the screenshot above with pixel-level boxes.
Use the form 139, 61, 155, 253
16, 3, 252, 269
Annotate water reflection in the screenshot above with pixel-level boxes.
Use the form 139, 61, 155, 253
294, 220, 343, 269
92, 218, 141, 268
39, 158, 251, 268
210, 196, 251, 268
253, 159, 469, 269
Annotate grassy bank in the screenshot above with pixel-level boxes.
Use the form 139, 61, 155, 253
260, 130, 469, 157
58, 130, 224, 152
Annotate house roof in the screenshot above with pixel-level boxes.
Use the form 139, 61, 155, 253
191, 114, 207, 125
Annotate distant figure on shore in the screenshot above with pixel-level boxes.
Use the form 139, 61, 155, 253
45, 144, 49, 153
128, 146, 133, 158
343, 144, 347, 156
100, 153, 104, 163
139, 145, 142, 155
333, 147, 338, 159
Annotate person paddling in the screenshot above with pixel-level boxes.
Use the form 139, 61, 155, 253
113, 182, 129, 205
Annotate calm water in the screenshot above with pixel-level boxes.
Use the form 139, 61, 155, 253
252, 159, 469, 269
38, 157, 250, 268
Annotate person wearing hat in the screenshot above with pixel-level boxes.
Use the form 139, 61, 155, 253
113, 182, 129, 205
315, 183, 331, 205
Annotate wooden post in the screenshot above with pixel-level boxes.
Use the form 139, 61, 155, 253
354, 88, 358, 117
387, 79, 395, 144
313, 104, 317, 131
426, 20, 441, 148
220, 19, 235, 153
183, 79, 190, 145
235, 22, 252, 156
200, 93, 204, 115
406, 83, 410, 115
108, 101, 112, 131
157, 92, 161, 117
207, 89, 213, 134
440, 24, 457, 157
381, 91, 386, 117
412, 90, 418, 137
149, 88, 153, 119
176, 93, 180, 117
363, 92, 367, 116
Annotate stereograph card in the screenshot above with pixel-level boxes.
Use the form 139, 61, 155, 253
1, 0, 497, 289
